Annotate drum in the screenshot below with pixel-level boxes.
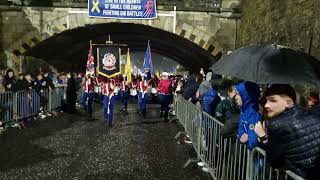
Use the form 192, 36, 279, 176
130, 88, 137, 96
151, 87, 158, 94
94, 85, 101, 93
114, 86, 120, 95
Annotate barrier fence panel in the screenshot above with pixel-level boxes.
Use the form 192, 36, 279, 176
50, 87, 65, 111
174, 95, 305, 180
0, 91, 14, 125
30, 89, 41, 115
16, 90, 30, 120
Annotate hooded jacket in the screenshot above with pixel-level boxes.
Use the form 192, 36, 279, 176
235, 81, 261, 150
202, 89, 221, 117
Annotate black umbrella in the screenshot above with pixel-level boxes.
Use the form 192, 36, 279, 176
210, 44, 320, 86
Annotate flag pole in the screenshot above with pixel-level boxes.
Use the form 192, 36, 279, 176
90, 40, 92, 53
106, 34, 113, 45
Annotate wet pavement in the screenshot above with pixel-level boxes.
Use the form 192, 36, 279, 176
0, 101, 209, 180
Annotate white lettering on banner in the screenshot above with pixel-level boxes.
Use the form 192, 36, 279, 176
114, 0, 118, 3
103, 10, 112, 15
122, 4, 141, 10
126, 0, 141, 3
112, 10, 120, 16
105, 4, 110, 9
120, 11, 126, 16
119, 0, 126, 3
103, 10, 120, 16
126, 11, 142, 16
110, 4, 122, 10
105, 0, 113, 3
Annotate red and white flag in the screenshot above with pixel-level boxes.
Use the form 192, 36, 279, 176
86, 46, 95, 76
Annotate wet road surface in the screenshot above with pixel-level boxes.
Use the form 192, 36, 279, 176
0, 102, 210, 180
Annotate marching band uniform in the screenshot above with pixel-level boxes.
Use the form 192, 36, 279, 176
82, 76, 97, 119
119, 79, 129, 112
102, 80, 115, 127
137, 76, 149, 117
158, 72, 172, 121
129, 80, 138, 102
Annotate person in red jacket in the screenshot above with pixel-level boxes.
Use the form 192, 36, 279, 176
119, 75, 129, 112
157, 72, 172, 121
81, 74, 97, 120
102, 78, 115, 127
137, 74, 149, 117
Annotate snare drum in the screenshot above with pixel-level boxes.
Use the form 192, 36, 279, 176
130, 88, 137, 96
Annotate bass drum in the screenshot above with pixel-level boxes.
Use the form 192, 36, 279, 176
130, 88, 137, 96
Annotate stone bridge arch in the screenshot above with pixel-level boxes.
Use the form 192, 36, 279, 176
2, 5, 239, 71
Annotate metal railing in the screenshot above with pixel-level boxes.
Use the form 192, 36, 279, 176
0, 87, 66, 126
174, 95, 305, 180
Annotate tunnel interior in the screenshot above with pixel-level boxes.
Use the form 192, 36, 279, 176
25, 23, 217, 73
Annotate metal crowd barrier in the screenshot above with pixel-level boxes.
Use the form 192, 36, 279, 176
0, 87, 66, 126
174, 95, 305, 180
49, 87, 65, 111
0, 91, 14, 125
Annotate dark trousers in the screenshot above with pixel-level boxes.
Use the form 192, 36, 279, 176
103, 95, 115, 127
160, 94, 171, 120
119, 90, 128, 110
82, 92, 94, 116
138, 92, 148, 113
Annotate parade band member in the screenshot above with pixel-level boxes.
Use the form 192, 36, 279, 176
158, 72, 172, 122
102, 78, 115, 127
137, 74, 149, 117
82, 74, 97, 120
119, 75, 129, 112
129, 78, 138, 102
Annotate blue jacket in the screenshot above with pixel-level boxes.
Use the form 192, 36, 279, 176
202, 89, 221, 117
235, 81, 261, 150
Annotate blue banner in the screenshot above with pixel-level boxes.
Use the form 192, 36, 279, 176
88, 0, 157, 19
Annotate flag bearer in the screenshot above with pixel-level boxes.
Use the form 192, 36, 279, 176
82, 74, 97, 120
102, 78, 115, 127
158, 72, 172, 122
137, 74, 149, 117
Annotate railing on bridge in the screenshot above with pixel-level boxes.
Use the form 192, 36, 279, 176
0, 86, 66, 127
174, 95, 305, 180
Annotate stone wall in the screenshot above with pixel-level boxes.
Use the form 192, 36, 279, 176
0, 7, 39, 71
239, 0, 320, 60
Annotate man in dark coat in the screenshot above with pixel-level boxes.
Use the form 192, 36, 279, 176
182, 74, 203, 104
255, 84, 320, 179
66, 73, 77, 113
